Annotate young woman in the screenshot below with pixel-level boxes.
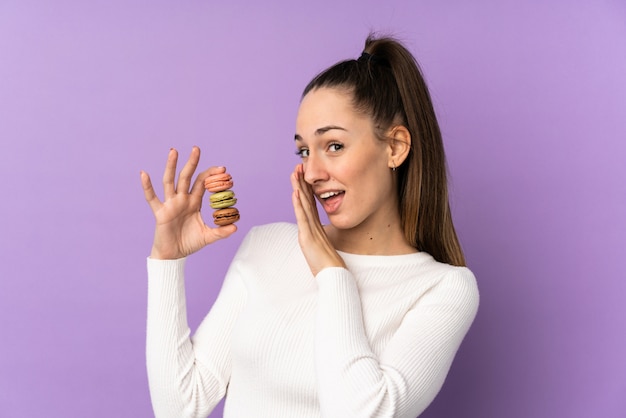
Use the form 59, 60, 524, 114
141, 35, 479, 418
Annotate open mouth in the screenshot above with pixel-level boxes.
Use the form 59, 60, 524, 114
319, 191, 344, 200
317, 190, 345, 214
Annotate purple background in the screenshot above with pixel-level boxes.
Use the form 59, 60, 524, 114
1, 1, 625, 417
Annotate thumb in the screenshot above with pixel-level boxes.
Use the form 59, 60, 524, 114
207, 223, 238, 242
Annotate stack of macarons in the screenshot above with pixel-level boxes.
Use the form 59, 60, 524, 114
204, 172, 240, 226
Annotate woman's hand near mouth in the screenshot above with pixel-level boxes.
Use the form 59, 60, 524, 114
290, 163, 346, 277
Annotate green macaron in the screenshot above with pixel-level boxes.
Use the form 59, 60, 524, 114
209, 190, 237, 209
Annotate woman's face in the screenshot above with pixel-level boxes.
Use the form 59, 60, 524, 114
295, 87, 399, 232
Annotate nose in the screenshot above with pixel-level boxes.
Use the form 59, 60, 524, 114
303, 152, 329, 185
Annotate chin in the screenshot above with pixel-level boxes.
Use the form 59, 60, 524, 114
326, 214, 362, 231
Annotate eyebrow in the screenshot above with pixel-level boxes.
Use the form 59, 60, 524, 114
294, 125, 347, 141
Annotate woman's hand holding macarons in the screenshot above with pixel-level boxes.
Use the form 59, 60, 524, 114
291, 163, 346, 276
140, 146, 237, 260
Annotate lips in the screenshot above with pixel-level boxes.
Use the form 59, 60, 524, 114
317, 190, 344, 214
319, 190, 342, 199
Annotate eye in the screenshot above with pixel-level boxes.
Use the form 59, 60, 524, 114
328, 142, 344, 153
295, 148, 309, 158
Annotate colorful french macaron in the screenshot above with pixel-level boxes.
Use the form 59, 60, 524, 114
209, 190, 237, 209
204, 173, 233, 193
205, 171, 240, 226
213, 207, 240, 226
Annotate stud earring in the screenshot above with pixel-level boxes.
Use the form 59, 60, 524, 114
392, 161, 396, 171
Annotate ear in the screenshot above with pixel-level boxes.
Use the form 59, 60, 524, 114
386, 125, 411, 169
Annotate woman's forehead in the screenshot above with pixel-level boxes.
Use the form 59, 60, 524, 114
296, 88, 369, 133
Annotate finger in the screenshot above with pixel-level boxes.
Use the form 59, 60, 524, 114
208, 223, 238, 241
190, 167, 206, 199
294, 164, 316, 207
290, 166, 313, 220
207, 166, 227, 175
290, 169, 306, 220
291, 188, 313, 237
294, 165, 321, 224
163, 148, 178, 199
290, 170, 315, 236
192, 166, 227, 197
301, 165, 318, 208
140, 170, 163, 214
176, 146, 201, 194
197, 222, 238, 248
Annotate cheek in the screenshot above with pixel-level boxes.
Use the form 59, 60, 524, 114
332, 142, 391, 189
350, 147, 388, 177
333, 161, 370, 186
345, 160, 393, 197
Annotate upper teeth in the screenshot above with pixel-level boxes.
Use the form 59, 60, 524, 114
320, 191, 340, 199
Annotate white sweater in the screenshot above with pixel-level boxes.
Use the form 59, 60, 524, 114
146, 222, 479, 418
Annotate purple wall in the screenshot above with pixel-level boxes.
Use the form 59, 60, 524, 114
1, 1, 624, 417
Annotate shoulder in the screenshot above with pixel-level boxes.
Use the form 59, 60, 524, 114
235, 222, 299, 258
419, 255, 477, 286
416, 257, 480, 313
246, 222, 298, 245
443, 265, 479, 300
432, 261, 477, 288
232, 222, 308, 278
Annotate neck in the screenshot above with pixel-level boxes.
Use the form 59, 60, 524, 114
325, 219, 417, 256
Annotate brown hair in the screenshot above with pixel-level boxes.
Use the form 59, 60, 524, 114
302, 34, 466, 266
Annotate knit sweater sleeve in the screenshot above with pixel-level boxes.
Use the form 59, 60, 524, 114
314, 266, 479, 418
146, 239, 250, 418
